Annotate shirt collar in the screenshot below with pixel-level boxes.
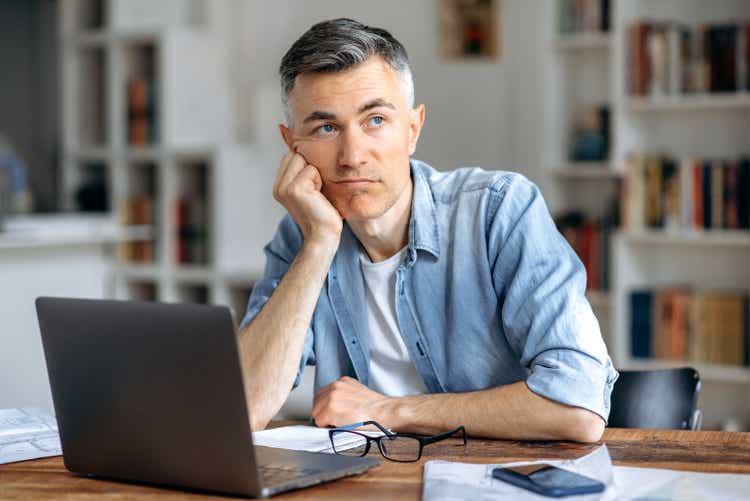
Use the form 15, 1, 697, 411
407, 159, 441, 261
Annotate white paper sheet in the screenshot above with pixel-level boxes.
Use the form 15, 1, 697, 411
251, 425, 383, 453
612, 465, 750, 500
422, 444, 616, 501
423, 444, 750, 501
0, 408, 62, 464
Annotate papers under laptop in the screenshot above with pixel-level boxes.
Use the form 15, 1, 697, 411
0, 408, 61, 464
253, 425, 384, 453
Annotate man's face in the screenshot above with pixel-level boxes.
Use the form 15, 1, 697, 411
280, 56, 425, 223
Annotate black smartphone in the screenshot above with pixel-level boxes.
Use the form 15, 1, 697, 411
492, 464, 605, 498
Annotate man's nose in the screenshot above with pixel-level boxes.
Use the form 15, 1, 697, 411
337, 126, 367, 169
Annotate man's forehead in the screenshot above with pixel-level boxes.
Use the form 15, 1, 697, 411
288, 57, 405, 119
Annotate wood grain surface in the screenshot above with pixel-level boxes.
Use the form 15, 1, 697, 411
1, 426, 748, 500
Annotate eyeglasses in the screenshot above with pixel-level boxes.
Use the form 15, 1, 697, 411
328, 420, 467, 462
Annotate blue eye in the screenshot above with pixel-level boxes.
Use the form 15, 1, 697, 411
368, 116, 384, 127
318, 124, 335, 134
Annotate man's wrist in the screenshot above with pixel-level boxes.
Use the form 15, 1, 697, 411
299, 237, 339, 262
380, 396, 414, 430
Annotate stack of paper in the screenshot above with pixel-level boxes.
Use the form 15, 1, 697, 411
0, 408, 62, 464
252, 425, 381, 453
423, 445, 616, 500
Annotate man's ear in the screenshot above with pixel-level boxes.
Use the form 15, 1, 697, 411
279, 124, 294, 152
407, 104, 426, 156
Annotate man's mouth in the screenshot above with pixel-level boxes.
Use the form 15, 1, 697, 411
334, 178, 377, 187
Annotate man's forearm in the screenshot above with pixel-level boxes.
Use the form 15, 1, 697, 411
238, 240, 336, 430
386, 382, 605, 443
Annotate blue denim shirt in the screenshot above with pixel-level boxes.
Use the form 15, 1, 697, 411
240, 160, 618, 421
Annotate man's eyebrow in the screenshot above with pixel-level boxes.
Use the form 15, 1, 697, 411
301, 99, 396, 124
358, 98, 396, 114
302, 110, 337, 124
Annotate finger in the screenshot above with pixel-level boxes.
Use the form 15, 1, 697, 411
313, 412, 334, 428
314, 381, 337, 404
297, 163, 323, 191
311, 394, 332, 423
277, 153, 307, 195
273, 152, 294, 197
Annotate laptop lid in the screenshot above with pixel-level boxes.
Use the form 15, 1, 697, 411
36, 297, 262, 497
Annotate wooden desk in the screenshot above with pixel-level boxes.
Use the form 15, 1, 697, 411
1, 428, 748, 499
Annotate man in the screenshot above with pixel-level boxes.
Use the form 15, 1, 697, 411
238, 18, 617, 442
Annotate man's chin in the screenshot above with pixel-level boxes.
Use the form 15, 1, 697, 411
336, 202, 385, 223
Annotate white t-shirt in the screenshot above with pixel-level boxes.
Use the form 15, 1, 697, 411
360, 246, 428, 397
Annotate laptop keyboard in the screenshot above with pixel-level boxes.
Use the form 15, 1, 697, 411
259, 464, 322, 485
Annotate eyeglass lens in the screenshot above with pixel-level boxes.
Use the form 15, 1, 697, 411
378, 435, 421, 461
330, 430, 369, 456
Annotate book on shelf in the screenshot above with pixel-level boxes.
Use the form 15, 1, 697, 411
174, 196, 210, 266
621, 153, 750, 232
627, 19, 750, 97
555, 211, 614, 291
569, 105, 610, 162
558, 0, 610, 35
74, 163, 109, 212
127, 76, 158, 146
630, 288, 749, 367
118, 194, 155, 264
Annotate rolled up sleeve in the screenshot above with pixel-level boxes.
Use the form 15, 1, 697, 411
489, 175, 618, 422
238, 215, 315, 389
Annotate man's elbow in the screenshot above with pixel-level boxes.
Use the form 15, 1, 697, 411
565, 410, 605, 443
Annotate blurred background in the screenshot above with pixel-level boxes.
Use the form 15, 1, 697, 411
1, 0, 748, 431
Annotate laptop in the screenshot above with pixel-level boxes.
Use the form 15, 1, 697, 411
35, 297, 379, 498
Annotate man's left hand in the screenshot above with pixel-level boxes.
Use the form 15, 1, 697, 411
311, 376, 393, 428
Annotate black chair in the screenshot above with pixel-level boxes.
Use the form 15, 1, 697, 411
608, 367, 702, 430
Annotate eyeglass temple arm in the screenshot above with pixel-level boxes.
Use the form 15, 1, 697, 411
421, 426, 467, 446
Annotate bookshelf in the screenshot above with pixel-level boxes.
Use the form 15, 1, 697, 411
620, 230, 750, 248
548, 0, 750, 430
60, 0, 282, 317
546, 0, 618, 350
627, 92, 750, 112
553, 163, 623, 180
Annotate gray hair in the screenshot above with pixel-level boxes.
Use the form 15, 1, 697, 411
279, 18, 414, 124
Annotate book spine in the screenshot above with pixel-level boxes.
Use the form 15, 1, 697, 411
738, 157, 749, 229
668, 24, 681, 95
693, 160, 704, 229
680, 158, 693, 229
662, 157, 680, 230
703, 161, 712, 229
600, 0, 610, 32
630, 291, 653, 359
725, 161, 738, 229
711, 160, 724, 229
646, 157, 663, 228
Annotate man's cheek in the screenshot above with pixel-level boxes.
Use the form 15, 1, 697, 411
295, 141, 336, 168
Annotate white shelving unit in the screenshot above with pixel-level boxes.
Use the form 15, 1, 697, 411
611, 0, 750, 430
546, 0, 750, 430
60, 0, 284, 323
626, 92, 750, 112
552, 32, 612, 51
544, 2, 619, 349
552, 163, 622, 180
